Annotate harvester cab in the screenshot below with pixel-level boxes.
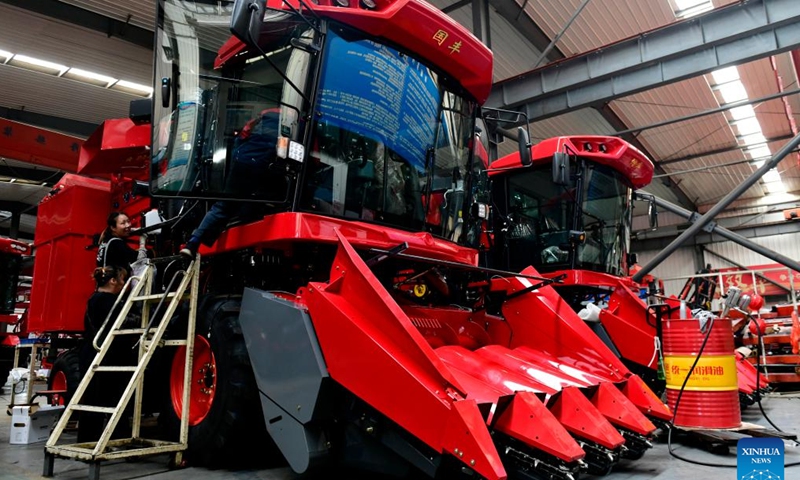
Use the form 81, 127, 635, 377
486, 136, 653, 282
151, 0, 490, 249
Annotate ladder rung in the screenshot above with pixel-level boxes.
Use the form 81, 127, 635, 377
131, 293, 183, 302
113, 328, 158, 335
69, 405, 116, 414
162, 340, 187, 346
92, 366, 137, 372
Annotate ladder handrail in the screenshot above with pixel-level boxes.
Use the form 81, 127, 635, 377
92, 265, 153, 352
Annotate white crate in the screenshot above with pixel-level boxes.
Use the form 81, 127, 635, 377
10, 405, 64, 445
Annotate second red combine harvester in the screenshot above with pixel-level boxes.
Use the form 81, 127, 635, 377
484, 134, 767, 415
31, 0, 671, 479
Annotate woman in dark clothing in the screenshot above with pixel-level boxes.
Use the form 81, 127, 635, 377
77, 265, 136, 443
96, 212, 139, 276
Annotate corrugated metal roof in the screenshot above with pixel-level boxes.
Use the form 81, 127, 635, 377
59, 0, 157, 31
0, 4, 152, 85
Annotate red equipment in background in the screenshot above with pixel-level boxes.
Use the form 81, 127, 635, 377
0, 237, 32, 384
28, 175, 110, 334
485, 133, 766, 417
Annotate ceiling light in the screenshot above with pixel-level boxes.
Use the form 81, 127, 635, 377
711, 66, 739, 85
765, 181, 786, 194
10, 54, 68, 75
745, 145, 771, 160
718, 81, 748, 103
729, 105, 756, 121
738, 133, 767, 147
731, 117, 761, 136
111, 80, 154, 97
674, 0, 713, 19
762, 192, 796, 203
763, 170, 782, 183
63, 68, 117, 87
0, 50, 12, 63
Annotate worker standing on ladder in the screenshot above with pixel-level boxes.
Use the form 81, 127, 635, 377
96, 212, 139, 276
77, 265, 136, 443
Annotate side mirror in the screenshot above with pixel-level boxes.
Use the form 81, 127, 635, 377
517, 127, 531, 166
648, 198, 658, 230
552, 152, 571, 186
231, 0, 264, 46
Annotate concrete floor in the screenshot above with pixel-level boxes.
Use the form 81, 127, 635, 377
1, 386, 799, 480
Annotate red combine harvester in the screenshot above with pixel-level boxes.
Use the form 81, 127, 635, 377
0, 237, 32, 384
485, 136, 768, 411
32, 0, 671, 479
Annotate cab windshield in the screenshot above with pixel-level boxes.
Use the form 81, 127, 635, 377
301, 25, 477, 236
502, 161, 632, 275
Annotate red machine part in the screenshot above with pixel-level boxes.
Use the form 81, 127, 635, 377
489, 135, 654, 189
0, 118, 82, 172
301, 231, 506, 480
78, 118, 150, 181
27, 174, 111, 333
494, 269, 671, 422
0, 237, 31, 256
204, 211, 479, 266
478, 346, 655, 436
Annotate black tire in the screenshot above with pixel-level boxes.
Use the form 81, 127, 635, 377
0, 345, 17, 392
159, 295, 273, 469
48, 348, 81, 405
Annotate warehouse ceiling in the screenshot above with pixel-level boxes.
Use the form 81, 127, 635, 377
0, 0, 799, 243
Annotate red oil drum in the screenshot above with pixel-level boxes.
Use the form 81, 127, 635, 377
663, 318, 740, 429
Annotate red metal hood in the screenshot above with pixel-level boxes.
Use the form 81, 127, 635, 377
78, 118, 150, 181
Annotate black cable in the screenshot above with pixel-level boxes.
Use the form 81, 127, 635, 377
749, 316, 784, 432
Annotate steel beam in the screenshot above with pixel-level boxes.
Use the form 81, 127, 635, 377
0, 164, 62, 185
487, 0, 800, 121
632, 215, 800, 250
472, 0, 491, 48
487, 0, 563, 66
0, 107, 97, 138
0, 0, 153, 50
633, 131, 800, 282
632, 131, 800, 283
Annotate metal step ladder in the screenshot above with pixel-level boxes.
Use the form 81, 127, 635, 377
43, 254, 200, 480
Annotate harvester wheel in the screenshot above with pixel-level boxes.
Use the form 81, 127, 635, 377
47, 348, 80, 405
0, 345, 15, 391
159, 295, 273, 468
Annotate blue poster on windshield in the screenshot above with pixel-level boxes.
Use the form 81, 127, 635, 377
317, 30, 440, 171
